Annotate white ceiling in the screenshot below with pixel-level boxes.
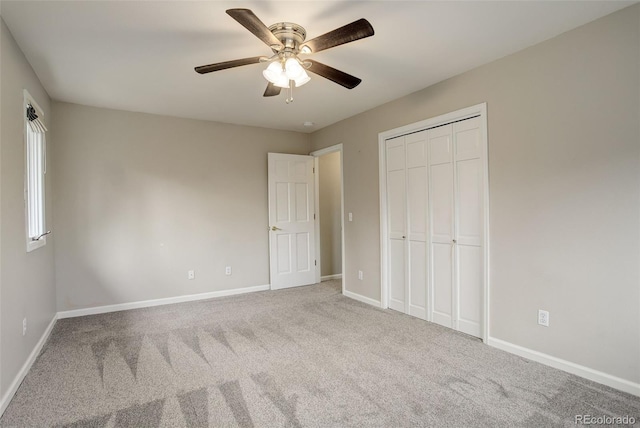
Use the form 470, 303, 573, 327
1, 1, 632, 133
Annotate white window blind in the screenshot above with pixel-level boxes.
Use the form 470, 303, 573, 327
25, 91, 49, 252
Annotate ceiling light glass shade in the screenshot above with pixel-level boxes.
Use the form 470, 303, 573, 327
263, 62, 289, 88
294, 70, 311, 87
285, 58, 305, 80
263, 61, 282, 83
274, 76, 290, 88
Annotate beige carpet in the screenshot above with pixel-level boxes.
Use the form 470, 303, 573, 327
1, 280, 638, 427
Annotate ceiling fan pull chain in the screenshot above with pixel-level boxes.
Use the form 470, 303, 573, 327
286, 81, 294, 104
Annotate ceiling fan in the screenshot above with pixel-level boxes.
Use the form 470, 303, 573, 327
195, 8, 374, 103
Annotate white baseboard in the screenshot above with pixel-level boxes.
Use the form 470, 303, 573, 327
57, 284, 271, 319
0, 314, 57, 417
343, 289, 381, 308
321, 274, 342, 281
487, 337, 640, 397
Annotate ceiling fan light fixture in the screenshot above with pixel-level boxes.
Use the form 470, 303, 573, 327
274, 76, 290, 89
284, 57, 305, 80
294, 70, 311, 87
263, 62, 290, 88
263, 61, 283, 83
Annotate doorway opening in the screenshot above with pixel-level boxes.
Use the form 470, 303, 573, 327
312, 144, 344, 294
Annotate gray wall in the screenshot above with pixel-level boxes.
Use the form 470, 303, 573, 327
0, 19, 56, 397
310, 5, 640, 383
52, 102, 310, 311
1, 2, 638, 401
319, 151, 342, 277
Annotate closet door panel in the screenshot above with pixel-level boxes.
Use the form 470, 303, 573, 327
454, 117, 483, 338
406, 137, 427, 169
386, 137, 406, 312
428, 124, 452, 165
429, 125, 454, 329
431, 243, 453, 327
407, 131, 428, 241
456, 158, 481, 246
457, 245, 482, 337
406, 131, 428, 318
407, 159, 428, 319
455, 117, 481, 161
387, 139, 406, 170
430, 164, 454, 243
387, 170, 406, 240
409, 240, 427, 320
387, 138, 406, 241
407, 166, 427, 241
389, 238, 406, 312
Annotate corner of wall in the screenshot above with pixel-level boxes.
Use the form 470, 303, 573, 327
0, 17, 57, 416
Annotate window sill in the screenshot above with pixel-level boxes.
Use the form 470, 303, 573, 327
26, 238, 46, 253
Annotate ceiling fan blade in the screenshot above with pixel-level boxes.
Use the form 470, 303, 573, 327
263, 82, 282, 97
226, 9, 283, 50
195, 56, 263, 74
306, 60, 362, 89
301, 18, 374, 54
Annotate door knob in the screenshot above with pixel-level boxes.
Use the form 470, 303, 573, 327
271, 226, 282, 231
452, 239, 457, 244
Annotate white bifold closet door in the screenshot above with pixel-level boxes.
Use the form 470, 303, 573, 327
386, 136, 406, 313
385, 131, 428, 320
429, 117, 483, 337
385, 116, 483, 338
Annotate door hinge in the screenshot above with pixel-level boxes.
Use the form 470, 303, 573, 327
313, 167, 315, 173
315, 260, 317, 266
314, 213, 316, 220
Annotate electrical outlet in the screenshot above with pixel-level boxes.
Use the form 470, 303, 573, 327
358, 270, 363, 280
22, 318, 27, 336
188, 270, 195, 280
225, 266, 232, 276
538, 309, 549, 327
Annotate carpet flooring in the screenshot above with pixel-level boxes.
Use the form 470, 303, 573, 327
1, 280, 638, 427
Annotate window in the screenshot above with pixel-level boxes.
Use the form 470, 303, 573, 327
24, 90, 48, 252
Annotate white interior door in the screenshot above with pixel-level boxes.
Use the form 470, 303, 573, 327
268, 153, 316, 290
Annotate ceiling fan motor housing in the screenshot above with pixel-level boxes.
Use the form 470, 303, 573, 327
268, 22, 306, 53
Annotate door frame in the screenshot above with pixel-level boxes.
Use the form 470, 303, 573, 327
378, 103, 490, 341
310, 144, 345, 294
